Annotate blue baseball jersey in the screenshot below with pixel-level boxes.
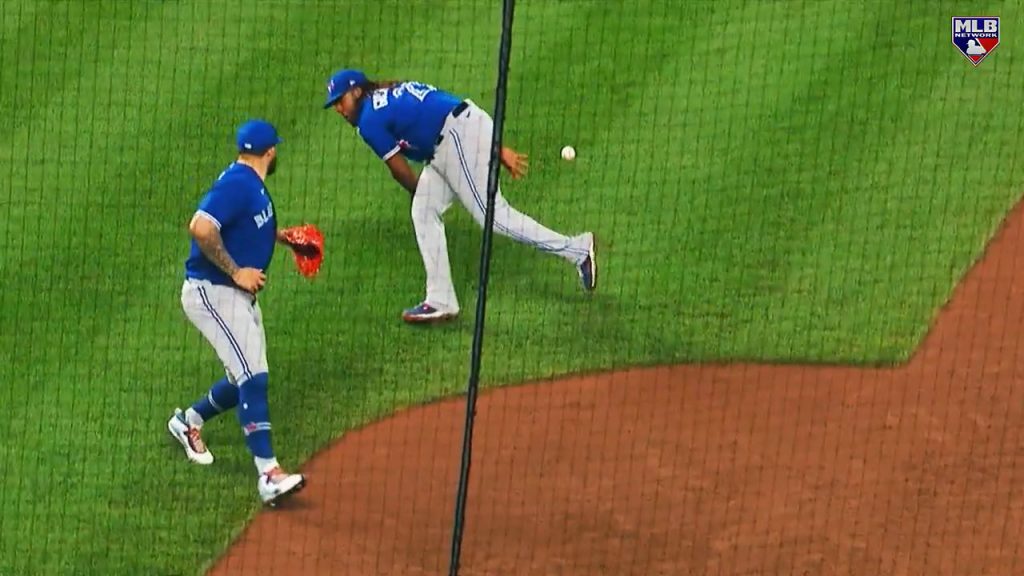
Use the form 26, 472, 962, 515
356, 81, 463, 163
184, 162, 277, 287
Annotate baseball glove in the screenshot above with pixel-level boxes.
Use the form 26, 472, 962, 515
279, 224, 324, 278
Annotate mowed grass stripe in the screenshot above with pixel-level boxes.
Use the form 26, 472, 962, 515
1, 2, 506, 574
2, 1, 1023, 575
469, 0, 748, 380
479, 1, 885, 367
731, 1, 1024, 363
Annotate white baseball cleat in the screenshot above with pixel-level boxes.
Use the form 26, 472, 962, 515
167, 408, 214, 465
258, 467, 307, 507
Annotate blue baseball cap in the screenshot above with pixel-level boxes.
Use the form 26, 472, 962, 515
236, 119, 282, 154
323, 68, 368, 109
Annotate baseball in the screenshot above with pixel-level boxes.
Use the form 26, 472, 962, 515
560, 145, 576, 161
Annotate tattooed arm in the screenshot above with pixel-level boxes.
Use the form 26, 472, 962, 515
189, 213, 265, 293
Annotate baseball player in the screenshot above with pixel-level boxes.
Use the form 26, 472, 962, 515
167, 119, 305, 506
322, 68, 597, 324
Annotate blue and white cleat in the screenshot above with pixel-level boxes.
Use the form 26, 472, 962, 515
577, 233, 597, 292
402, 302, 459, 324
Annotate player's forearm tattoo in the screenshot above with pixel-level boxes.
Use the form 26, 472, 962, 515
196, 231, 240, 277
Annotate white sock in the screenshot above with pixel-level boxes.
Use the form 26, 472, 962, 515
184, 408, 204, 428
254, 456, 280, 475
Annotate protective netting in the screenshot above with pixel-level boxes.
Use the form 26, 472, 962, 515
1, 2, 1021, 575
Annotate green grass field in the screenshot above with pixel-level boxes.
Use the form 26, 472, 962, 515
1, 0, 1021, 573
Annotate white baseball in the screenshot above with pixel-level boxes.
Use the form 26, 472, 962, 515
560, 145, 576, 161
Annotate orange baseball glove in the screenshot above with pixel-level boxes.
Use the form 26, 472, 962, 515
279, 224, 324, 278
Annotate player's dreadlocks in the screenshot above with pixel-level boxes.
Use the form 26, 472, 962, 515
365, 79, 402, 91
353, 79, 402, 105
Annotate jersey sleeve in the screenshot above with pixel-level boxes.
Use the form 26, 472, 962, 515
357, 115, 401, 161
195, 182, 245, 229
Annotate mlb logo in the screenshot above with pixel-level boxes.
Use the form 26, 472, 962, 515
952, 17, 1000, 66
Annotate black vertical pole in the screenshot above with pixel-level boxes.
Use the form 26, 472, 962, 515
446, 0, 517, 574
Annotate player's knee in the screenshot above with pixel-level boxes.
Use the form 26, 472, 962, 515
477, 201, 511, 230
238, 372, 270, 426
411, 197, 438, 226
465, 197, 493, 227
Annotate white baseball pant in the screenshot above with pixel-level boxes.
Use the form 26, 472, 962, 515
411, 101, 592, 313
180, 278, 268, 386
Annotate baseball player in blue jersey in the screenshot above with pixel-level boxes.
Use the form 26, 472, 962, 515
167, 119, 305, 506
322, 68, 597, 324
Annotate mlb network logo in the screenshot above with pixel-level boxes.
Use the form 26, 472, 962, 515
952, 17, 999, 66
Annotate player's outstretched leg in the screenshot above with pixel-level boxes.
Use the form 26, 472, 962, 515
167, 376, 238, 465
439, 106, 598, 292
237, 372, 306, 506
488, 193, 597, 292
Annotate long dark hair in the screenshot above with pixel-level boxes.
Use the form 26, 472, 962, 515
354, 79, 402, 103
365, 79, 401, 91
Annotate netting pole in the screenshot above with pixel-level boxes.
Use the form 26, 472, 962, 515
446, 0, 518, 574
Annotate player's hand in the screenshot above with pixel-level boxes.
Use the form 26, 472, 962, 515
500, 146, 528, 180
232, 267, 266, 294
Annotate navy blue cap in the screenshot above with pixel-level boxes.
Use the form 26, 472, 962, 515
236, 119, 282, 154
323, 69, 368, 109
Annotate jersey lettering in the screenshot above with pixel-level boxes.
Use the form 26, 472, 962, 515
253, 201, 274, 229
392, 81, 436, 102
355, 80, 462, 163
